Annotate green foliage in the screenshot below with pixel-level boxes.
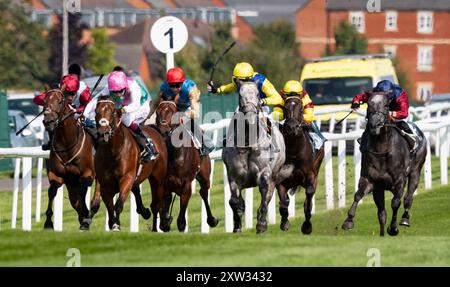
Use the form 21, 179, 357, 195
87, 28, 117, 75
48, 13, 88, 82
332, 21, 368, 55
0, 0, 51, 89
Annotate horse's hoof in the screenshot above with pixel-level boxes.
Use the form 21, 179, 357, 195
399, 218, 410, 227
160, 224, 171, 232
233, 228, 242, 233
256, 222, 267, 234
111, 223, 120, 231
44, 221, 54, 230
387, 226, 399, 236
141, 208, 151, 220
342, 220, 354, 230
301, 221, 312, 235
79, 218, 91, 231
280, 220, 291, 231
207, 217, 219, 228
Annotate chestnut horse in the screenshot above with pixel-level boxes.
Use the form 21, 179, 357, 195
276, 95, 324, 234
89, 95, 167, 231
155, 101, 218, 232
42, 86, 95, 230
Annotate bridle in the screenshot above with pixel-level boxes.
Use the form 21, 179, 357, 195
44, 89, 76, 128
283, 95, 305, 128
156, 101, 178, 130
96, 99, 121, 140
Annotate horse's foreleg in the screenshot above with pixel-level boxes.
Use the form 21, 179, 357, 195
177, 183, 192, 232
44, 178, 63, 230
373, 188, 387, 236
401, 171, 420, 227
256, 172, 271, 234
67, 184, 90, 231
196, 173, 219, 228
302, 174, 316, 235
89, 179, 102, 218
387, 181, 405, 236
132, 183, 151, 220
228, 181, 244, 233
115, 176, 134, 230
276, 184, 290, 231
160, 189, 173, 232
102, 192, 117, 231
149, 178, 165, 232
342, 177, 373, 230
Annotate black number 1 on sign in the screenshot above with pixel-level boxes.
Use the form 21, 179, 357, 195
164, 27, 174, 49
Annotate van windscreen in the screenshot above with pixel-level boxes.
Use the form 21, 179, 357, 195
304, 77, 372, 105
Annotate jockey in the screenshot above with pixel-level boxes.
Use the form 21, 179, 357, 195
351, 80, 420, 150
274, 80, 326, 151
33, 73, 91, 150
83, 71, 158, 162
149, 67, 214, 156
207, 62, 283, 116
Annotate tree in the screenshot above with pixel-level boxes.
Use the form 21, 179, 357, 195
0, 0, 51, 89
87, 28, 117, 75
332, 21, 368, 55
48, 12, 88, 82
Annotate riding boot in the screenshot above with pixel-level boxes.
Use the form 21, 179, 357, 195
132, 126, 159, 162
84, 126, 98, 149
310, 122, 327, 144
200, 135, 215, 156
396, 121, 419, 151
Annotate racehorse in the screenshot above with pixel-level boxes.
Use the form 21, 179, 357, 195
222, 79, 286, 233
276, 95, 324, 234
342, 91, 427, 236
155, 101, 218, 232
42, 86, 95, 230
90, 95, 168, 231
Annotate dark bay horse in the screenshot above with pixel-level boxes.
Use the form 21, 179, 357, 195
222, 80, 286, 233
342, 91, 427, 236
42, 86, 95, 230
155, 101, 218, 232
277, 95, 324, 234
90, 95, 168, 231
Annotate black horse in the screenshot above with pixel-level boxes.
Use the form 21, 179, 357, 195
342, 91, 427, 236
276, 95, 324, 234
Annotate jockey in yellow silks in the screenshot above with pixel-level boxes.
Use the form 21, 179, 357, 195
207, 62, 283, 115
274, 80, 326, 151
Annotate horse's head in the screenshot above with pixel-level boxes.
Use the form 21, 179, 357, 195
95, 95, 119, 143
367, 91, 392, 135
155, 101, 179, 136
43, 84, 70, 132
237, 79, 260, 115
282, 94, 304, 137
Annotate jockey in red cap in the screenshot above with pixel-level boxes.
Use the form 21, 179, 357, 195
149, 67, 214, 156
34, 73, 92, 150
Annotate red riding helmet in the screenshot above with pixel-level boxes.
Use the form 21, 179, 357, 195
60, 74, 79, 92
166, 67, 185, 83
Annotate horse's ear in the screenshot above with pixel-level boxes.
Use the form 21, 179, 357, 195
44, 83, 50, 92
234, 78, 242, 87
60, 83, 67, 93
174, 94, 180, 104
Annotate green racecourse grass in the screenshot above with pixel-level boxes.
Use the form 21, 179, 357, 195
0, 156, 449, 266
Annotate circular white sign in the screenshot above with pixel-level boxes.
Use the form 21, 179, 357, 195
150, 16, 188, 54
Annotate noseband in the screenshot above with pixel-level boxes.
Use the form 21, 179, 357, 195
44, 89, 75, 127
97, 99, 120, 139
156, 101, 178, 128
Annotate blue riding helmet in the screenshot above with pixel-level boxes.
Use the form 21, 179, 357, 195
374, 80, 403, 100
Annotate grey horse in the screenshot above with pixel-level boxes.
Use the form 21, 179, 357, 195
342, 91, 427, 236
222, 79, 286, 233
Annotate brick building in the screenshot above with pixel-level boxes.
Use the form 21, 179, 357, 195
296, 0, 450, 101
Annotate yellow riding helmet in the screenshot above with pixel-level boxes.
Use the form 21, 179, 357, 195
232, 62, 254, 80
283, 80, 303, 94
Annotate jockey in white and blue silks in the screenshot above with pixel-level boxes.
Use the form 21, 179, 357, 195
149, 67, 214, 156
83, 71, 158, 161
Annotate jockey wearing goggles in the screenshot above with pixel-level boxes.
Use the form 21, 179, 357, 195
150, 67, 214, 156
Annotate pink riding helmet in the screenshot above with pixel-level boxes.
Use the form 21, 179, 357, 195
108, 71, 128, 92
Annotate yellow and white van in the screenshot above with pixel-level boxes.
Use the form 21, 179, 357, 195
300, 54, 398, 123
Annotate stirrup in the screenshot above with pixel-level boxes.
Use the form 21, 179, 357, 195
42, 143, 50, 151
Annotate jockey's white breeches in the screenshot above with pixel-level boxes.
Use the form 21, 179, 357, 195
121, 101, 150, 127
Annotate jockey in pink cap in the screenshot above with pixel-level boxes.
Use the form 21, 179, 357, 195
83, 70, 157, 161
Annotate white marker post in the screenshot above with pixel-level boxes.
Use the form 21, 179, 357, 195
150, 16, 188, 72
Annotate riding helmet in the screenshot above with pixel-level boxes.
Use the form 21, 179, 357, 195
60, 74, 79, 92
232, 62, 254, 80
166, 67, 185, 83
